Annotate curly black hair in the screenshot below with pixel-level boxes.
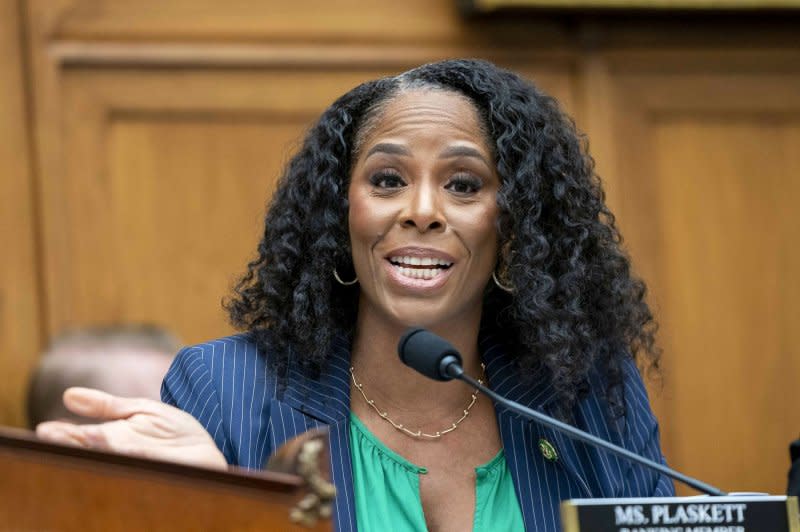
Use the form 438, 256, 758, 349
226, 59, 659, 417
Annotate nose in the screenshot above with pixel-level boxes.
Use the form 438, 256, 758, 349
400, 182, 445, 233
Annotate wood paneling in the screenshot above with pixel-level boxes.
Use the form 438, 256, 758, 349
0, 0, 42, 427
588, 53, 800, 494
42, 0, 570, 45
652, 117, 800, 494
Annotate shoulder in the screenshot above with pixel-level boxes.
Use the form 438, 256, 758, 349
172, 333, 263, 366
578, 356, 675, 496
573, 356, 663, 465
610, 356, 659, 438
620, 357, 657, 422
163, 332, 278, 401
161, 333, 282, 467
582, 355, 655, 425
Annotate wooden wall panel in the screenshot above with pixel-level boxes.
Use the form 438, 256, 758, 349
0, 0, 42, 427
44, 0, 570, 45
651, 117, 800, 494
104, 118, 298, 339
589, 54, 800, 494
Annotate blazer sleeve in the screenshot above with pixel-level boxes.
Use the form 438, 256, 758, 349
161, 345, 236, 465
619, 359, 676, 497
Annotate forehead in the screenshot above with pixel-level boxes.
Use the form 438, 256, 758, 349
356, 89, 490, 152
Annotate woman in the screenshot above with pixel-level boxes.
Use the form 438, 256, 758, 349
38, 59, 674, 531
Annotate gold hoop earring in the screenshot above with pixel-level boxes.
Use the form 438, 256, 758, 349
333, 268, 358, 286
492, 270, 514, 293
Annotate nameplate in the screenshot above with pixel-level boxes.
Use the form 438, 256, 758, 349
561, 495, 799, 532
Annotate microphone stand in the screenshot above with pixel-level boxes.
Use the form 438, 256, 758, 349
445, 362, 727, 497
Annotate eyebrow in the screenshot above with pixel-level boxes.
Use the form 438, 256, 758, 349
439, 145, 490, 165
365, 143, 490, 166
365, 143, 411, 158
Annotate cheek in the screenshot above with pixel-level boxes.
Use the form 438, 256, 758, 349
453, 204, 500, 259
347, 188, 373, 242
347, 190, 395, 253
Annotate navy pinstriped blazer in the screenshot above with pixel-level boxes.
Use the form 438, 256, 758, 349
161, 333, 674, 531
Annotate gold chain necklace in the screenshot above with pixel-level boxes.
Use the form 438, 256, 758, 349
349, 364, 486, 440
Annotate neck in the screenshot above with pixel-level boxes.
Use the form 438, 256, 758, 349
350, 306, 485, 423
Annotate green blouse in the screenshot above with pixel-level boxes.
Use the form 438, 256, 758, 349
349, 413, 525, 531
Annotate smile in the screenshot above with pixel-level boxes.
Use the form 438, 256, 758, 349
382, 248, 456, 291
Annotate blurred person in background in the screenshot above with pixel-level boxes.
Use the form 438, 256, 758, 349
27, 324, 179, 427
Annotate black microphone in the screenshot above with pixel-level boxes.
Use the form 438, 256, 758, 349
397, 327, 726, 497
398, 327, 464, 381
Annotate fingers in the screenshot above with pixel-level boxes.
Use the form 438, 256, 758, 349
37, 420, 116, 452
63, 387, 156, 420
36, 420, 94, 448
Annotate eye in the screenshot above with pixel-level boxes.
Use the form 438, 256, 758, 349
446, 174, 482, 195
369, 170, 406, 189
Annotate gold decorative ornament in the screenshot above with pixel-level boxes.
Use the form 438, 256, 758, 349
350, 364, 486, 439
289, 438, 337, 527
492, 270, 514, 293
493, 245, 514, 293
333, 268, 358, 286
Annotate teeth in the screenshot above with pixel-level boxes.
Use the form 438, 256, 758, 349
389, 255, 453, 268
394, 266, 444, 280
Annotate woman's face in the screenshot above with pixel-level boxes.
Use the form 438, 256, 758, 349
348, 89, 500, 330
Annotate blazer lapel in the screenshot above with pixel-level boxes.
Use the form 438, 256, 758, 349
270, 336, 358, 532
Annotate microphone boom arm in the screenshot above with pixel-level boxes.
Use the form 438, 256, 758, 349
452, 367, 726, 497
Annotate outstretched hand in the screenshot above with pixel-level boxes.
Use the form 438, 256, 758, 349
36, 387, 227, 470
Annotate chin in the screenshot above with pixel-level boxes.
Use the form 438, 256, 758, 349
384, 300, 470, 332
